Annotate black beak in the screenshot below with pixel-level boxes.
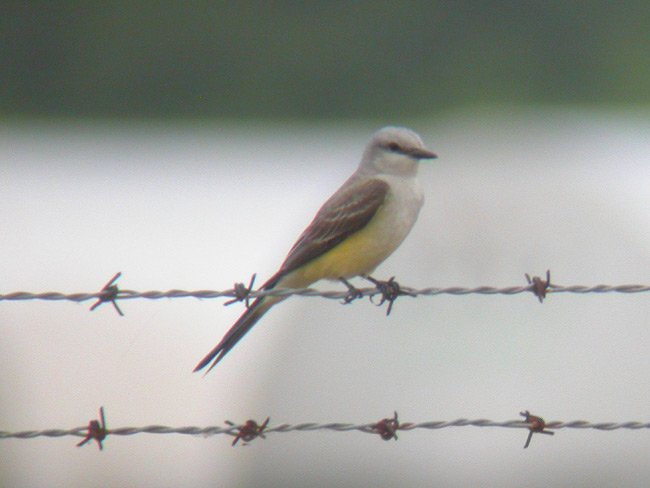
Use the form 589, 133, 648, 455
409, 148, 437, 160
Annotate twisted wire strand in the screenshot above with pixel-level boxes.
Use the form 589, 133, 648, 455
1, 419, 648, 441
2, 283, 650, 304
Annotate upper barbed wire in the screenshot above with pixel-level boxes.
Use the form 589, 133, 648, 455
2, 283, 650, 304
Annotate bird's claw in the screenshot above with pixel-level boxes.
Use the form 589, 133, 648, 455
366, 276, 414, 316
339, 277, 364, 304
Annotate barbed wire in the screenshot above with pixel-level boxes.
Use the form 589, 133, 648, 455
4, 419, 647, 439
6, 284, 650, 303
1, 410, 648, 450
4, 274, 648, 452
2, 271, 650, 315
6, 282, 650, 300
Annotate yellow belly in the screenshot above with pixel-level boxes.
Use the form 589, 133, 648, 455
280, 206, 409, 287
305, 229, 389, 280
278, 176, 423, 289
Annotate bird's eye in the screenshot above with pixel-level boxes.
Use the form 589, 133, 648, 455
387, 142, 401, 152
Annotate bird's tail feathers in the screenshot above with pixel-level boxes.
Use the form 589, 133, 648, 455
193, 294, 279, 375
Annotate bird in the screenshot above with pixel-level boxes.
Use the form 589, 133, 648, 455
194, 126, 437, 374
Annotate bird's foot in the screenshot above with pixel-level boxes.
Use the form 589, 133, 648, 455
365, 276, 415, 316
339, 277, 365, 304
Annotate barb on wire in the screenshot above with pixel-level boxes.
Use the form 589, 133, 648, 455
367, 277, 416, 316
370, 411, 402, 440
2, 417, 648, 448
340, 276, 414, 315
224, 274, 257, 308
3, 276, 650, 307
225, 417, 270, 446
76, 406, 107, 450
525, 270, 551, 303
89, 272, 124, 316
520, 410, 554, 448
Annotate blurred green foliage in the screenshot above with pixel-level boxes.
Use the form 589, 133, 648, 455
2, 2, 649, 119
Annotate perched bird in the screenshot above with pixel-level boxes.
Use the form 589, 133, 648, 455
194, 127, 436, 374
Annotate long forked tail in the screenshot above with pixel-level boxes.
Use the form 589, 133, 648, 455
193, 295, 277, 374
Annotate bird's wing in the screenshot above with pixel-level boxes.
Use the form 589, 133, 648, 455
194, 177, 389, 373
276, 177, 389, 278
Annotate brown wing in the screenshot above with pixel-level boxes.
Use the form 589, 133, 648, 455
276, 177, 389, 278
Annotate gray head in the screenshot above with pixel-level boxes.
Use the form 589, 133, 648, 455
359, 127, 437, 177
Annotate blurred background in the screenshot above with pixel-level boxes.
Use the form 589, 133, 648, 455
1, 2, 649, 487
3, 2, 649, 119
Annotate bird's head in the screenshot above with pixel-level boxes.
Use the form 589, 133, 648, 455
360, 127, 437, 177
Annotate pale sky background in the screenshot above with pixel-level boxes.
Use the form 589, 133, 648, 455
1, 107, 649, 487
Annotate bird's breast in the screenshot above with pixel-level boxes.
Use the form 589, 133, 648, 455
285, 176, 424, 285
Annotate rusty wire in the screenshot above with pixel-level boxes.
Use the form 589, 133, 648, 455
2, 417, 648, 442
2, 280, 649, 305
